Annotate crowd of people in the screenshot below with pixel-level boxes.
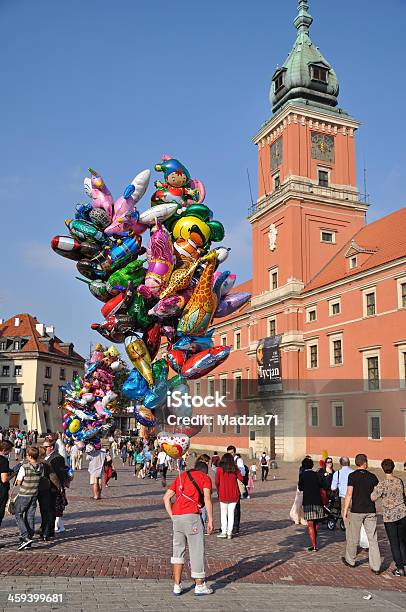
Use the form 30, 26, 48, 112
0, 434, 69, 550
296, 453, 406, 578
1, 425, 406, 594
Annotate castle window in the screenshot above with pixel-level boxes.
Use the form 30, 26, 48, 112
321, 230, 335, 243
0, 388, 8, 402
0, 341, 6, 351
14, 366, 22, 377
311, 65, 328, 83
306, 307, 317, 323
274, 174, 280, 190
270, 269, 278, 290
274, 72, 284, 92
329, 298, 341, 316
318, 170, 329, 187
2, 365, 10, 377
350, 256, 358, 269
12, 387, 21, 402
268, 318, 276, 337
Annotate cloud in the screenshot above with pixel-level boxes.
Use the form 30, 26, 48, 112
21, 241, 73, 271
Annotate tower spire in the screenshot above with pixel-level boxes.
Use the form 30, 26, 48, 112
294, 0, 313, 34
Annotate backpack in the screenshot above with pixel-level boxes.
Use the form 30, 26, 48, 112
261, 455, 267, 465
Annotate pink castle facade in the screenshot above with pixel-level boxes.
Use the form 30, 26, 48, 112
192, 2, 406, 465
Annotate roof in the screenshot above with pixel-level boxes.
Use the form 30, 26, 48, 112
305, 208, 406, 292
271, 0, 339, 114
0, 313, 84, 362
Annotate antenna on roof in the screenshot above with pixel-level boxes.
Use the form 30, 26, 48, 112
246, 168, 254, 210
363, 158, 369, 205
259, 155, 269, 198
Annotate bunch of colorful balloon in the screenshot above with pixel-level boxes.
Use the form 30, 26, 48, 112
52, 155, 251, 459
61, 344, 124, 450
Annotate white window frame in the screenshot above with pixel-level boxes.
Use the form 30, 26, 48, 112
270, 268, 279, 290
331, 401, 344, 428
268, 317, 277, 337
219, 374, 228, 399
308, 402, 319, 427
368, 411, 382, 441
273, 173, 281, 190
234, 329, 241, 350
350, 255, 358, 269
329, 298, 341, 316
233, 372, 242, 400
220, 334, 227, 347
329, 333, 343, 366
306, 306, 317, 323
320, 227, 336, 244
0, 341, 7, 351
14, 365, 22, 377
318, 167, 331, 188
195, 380, 201, 396
362, 349, 381, 391
363, 287, 377, 317
398, 344, 406, 389
397, 277, 406, 310
207, 419, 214, 434
306, 339, 319, 369
207, 376, 215, 397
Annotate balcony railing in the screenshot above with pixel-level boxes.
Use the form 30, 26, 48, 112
248, 179, 370, 216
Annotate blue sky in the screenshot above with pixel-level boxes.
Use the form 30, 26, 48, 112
1, 0, 405, 357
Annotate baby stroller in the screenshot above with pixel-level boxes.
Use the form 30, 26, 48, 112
323, 492, 345, 531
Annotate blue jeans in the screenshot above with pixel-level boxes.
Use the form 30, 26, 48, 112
15, 495, 37, 540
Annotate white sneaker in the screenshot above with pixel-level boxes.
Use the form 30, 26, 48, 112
173, 583, 183, 596
217, 533, 227, 538
227, 534, 232, 539
194, 583, 213, 596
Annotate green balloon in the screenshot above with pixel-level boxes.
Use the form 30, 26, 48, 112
127, 293, 151, 329
106, 260, 146, 292
168, 374, 188, 390
152, 359, 168, 383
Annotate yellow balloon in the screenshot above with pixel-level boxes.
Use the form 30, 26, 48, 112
172, 216, 211, 243
69, 419, 81, 434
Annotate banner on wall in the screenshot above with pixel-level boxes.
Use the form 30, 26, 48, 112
256, 335, 282, 391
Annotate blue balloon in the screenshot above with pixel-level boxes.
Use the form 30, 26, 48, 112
144, 381, 168, 410
122, 367, 148, 400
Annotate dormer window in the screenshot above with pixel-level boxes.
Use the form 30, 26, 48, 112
274, 73, 284, 92
350, 256, 357, 269
310, 65, 329, 83
272, 68, 286, 94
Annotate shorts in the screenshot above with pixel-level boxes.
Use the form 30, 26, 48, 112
90, 473, 102, 485
171, 513, 205, 579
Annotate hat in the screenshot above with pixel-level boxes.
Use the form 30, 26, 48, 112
155, 157, 190, 181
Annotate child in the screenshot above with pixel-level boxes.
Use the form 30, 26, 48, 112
250, 463, 257, 481
247, 473, 255, 498
15, 446, 44, 550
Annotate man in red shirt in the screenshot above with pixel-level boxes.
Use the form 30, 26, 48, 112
163, 460, 214, 596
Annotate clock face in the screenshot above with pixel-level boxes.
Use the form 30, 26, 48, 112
270, 138, 282, 171
311, 132, 335, 163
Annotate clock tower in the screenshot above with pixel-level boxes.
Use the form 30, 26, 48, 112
249, 0, 368, 297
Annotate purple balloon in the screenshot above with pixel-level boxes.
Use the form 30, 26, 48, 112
214, 292, 251, 318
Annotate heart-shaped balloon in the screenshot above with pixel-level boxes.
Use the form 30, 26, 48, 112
157, 431, 190, 459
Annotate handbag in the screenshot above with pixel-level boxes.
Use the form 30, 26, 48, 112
400, 478, 406, 507
5, 480, 18, 516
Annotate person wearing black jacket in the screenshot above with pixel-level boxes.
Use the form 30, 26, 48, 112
298, 457, 324, 551
0, 441, 13, 540
42, 439, 66, 537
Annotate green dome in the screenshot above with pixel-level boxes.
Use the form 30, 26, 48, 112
271, 1, 339, 114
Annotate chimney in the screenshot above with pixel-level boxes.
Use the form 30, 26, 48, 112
0, 318, 4, 324
35, 323, 45, 336
14, 317, 20, 327
45, 325, 55, 338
